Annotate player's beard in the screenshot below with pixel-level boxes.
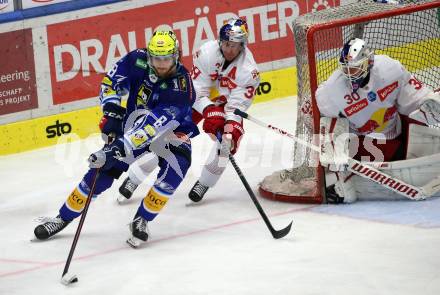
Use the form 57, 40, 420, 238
154, 64, 177, 79
221, 48, 242, 63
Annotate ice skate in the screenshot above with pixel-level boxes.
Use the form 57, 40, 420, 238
188, 181, 209, 203
126, 213, 150, 248
118, 177, 138, 204
34, 215, 71, 240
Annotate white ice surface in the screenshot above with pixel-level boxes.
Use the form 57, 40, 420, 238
1, 97, 439, 295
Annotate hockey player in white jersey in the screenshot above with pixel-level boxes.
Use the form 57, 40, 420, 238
118, 18, 260, 203
187, 18, 260, 202
316, 38, 440, 203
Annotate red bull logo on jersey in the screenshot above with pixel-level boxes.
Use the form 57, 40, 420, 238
383, 105, 397, 122
357, 105, 397, 133
344, 98, 368, 116
357, 120, 379, 134
378, 81, 398, 101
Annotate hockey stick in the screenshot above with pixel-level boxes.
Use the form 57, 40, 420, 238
228, 153, 293, 239
61, 168, 100, 285
234, 109, 440, 200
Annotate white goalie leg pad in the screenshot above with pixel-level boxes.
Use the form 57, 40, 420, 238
353, 152, 440, 200
325, 171, 358, 203
319, 117, 350, 172
406, 123, 440, 159
199, 141, 229, 187
128, 153, 159, 185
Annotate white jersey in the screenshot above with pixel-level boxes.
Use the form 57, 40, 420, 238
191, 40, 260, 123
316, 55, 433, 139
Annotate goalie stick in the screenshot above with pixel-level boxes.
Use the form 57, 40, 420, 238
61, 168, 100, 285
234, 109, 440, 200
229, 153, 293, 239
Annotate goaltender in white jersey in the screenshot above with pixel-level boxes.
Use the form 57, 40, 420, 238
317, 54, 433, 141
316, 38, 440, 203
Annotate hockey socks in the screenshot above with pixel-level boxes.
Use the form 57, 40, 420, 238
59, 169, 114, 220
127, 186, 170, 248
136, 186, 170, 221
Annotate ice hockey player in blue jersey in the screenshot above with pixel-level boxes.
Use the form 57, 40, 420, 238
33, 30, 198, 247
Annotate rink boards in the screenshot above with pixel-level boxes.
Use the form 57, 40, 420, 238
0, 66, 296, 155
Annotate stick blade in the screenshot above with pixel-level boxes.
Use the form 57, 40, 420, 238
61, 273, 78, 285
126, 236, 143, 248
271, 221, 293, 239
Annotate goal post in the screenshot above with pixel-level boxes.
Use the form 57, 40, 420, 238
259, 0, 440, 204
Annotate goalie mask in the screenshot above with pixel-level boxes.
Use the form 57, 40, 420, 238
339, 38, 374, 92
147, 30, 180, 77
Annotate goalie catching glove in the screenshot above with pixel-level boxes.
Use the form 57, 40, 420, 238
409, 92, 440, 128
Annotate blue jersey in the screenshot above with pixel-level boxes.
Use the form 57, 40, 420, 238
59, 49, 198, 224
99, 48, 199, 145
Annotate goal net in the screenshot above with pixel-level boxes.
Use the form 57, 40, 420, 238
259, 0, 440, 203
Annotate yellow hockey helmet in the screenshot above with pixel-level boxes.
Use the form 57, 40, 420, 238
147, 30, 179, 64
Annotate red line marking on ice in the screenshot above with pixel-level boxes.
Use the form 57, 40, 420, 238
0, 258, 51, 265
0, 205, 315, 279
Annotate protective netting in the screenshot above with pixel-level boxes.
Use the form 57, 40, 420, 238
260, 0, 440, 203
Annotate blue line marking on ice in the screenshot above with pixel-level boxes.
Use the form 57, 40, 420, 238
311, 197, 440, 228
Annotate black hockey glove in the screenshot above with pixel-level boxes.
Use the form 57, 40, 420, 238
88, 138, 126, 170
99, 103, 126, 140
